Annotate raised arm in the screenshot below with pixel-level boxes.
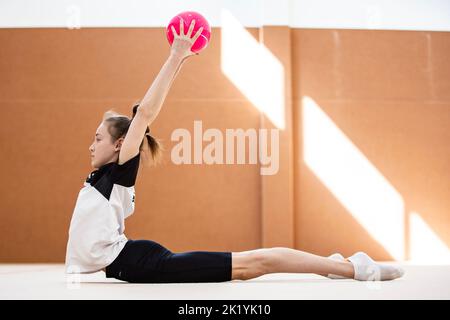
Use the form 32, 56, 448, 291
116, 19, 204, 165
139, 19, 204, 124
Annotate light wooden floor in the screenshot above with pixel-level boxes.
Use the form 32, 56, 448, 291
1, 263, 449, 299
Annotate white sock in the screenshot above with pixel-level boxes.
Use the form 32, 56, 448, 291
348, 252, 405, 281
326, 253, 346, 279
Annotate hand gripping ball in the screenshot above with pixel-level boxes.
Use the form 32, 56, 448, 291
166, 11, 211, 53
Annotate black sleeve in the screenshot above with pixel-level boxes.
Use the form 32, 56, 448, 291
109, 153, 141, 187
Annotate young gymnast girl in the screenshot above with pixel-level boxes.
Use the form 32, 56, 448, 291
66, 19, 405, 283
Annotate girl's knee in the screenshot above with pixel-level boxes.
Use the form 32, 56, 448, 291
232, 250, 271, 280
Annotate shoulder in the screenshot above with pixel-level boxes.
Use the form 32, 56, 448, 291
110, 153, 141, 187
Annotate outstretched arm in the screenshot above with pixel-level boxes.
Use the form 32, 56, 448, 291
139, 19, 204, 125
116, 19, 203, 165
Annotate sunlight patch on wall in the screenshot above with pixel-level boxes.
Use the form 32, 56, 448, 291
410, 211, 450, 264
221, 9, 285, 129
302, 96, 405, 260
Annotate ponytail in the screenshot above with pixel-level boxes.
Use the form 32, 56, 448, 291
131, 103, 163, 166
103, 103, 163, 167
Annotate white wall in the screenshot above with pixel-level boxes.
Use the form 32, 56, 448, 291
290, 0, 450, 31
0, 0, 449, 31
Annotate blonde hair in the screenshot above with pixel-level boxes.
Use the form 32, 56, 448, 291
102, 103, 163, 167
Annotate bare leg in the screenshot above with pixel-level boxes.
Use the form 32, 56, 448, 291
231, 247, 354, 280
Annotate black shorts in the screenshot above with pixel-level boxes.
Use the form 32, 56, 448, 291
105, 239, 232, 283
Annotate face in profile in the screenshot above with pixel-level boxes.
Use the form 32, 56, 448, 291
88, 122, 122, 169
